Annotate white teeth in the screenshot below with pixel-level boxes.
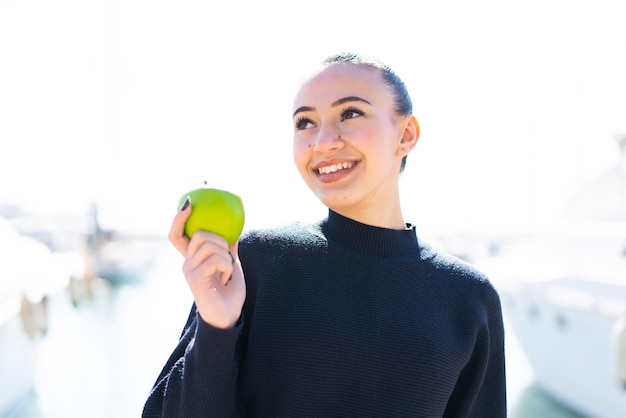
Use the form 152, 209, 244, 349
317, 162, 354, 174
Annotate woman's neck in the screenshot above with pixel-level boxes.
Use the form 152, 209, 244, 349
332, 204, 406, 230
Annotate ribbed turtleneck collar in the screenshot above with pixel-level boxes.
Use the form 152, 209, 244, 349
320, 210, 419, 261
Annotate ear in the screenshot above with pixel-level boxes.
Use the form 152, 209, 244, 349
396, 115, 420, 157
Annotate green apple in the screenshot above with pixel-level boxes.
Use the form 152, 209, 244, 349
178, 187, 245, 243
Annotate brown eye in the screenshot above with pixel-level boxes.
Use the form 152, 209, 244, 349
340, 106, 364, 121
295, 117, 315, 130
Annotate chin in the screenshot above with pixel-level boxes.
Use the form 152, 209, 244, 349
317, 194, 356, 213
308, 183, 360, 211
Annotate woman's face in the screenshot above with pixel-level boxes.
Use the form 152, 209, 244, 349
292, 63, 414, 217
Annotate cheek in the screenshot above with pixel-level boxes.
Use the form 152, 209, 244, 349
292, 139, 310, 172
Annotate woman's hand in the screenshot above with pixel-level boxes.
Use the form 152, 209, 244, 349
168, 203, 246, 329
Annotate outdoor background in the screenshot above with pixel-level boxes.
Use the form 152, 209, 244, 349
2, 0, 624, 236
1, 0, 625, 417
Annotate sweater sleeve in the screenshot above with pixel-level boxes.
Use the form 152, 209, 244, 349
142, 303, 245, 418
466, 285, 507, 418
444, 280, 507, 418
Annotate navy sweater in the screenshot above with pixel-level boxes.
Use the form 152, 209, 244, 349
143, 210, 506, 417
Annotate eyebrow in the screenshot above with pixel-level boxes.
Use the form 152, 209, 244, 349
292, 96, 372, 117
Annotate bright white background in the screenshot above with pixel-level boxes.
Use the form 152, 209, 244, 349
1, 0, 625, 237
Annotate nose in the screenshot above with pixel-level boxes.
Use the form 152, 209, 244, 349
312, 122, 344, 153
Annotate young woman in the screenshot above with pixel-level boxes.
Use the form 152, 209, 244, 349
143, 52, 507, 417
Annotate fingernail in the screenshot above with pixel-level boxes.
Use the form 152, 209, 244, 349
180, 197, 190, 211
229, 252, 235, 264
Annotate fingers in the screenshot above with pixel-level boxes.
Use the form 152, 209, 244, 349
183, 251, 233, 287
184, 232, 233, 287
168, 200, 192, 256
222, 241, 239, 287
229, 240, 239, 264
183, 235, 245, 329
186, 230, 229, 259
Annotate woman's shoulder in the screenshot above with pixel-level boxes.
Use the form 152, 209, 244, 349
418, 240, 481, 275
419, 240, 498, 294
418, 241, 504, 319
239, 219, 327, 249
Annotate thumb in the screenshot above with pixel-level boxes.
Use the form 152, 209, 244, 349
169, 201, 192, 256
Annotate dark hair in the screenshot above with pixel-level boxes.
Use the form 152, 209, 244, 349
322, 52, 413, 172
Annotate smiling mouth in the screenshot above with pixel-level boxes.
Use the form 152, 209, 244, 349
316, 162, 356, 174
